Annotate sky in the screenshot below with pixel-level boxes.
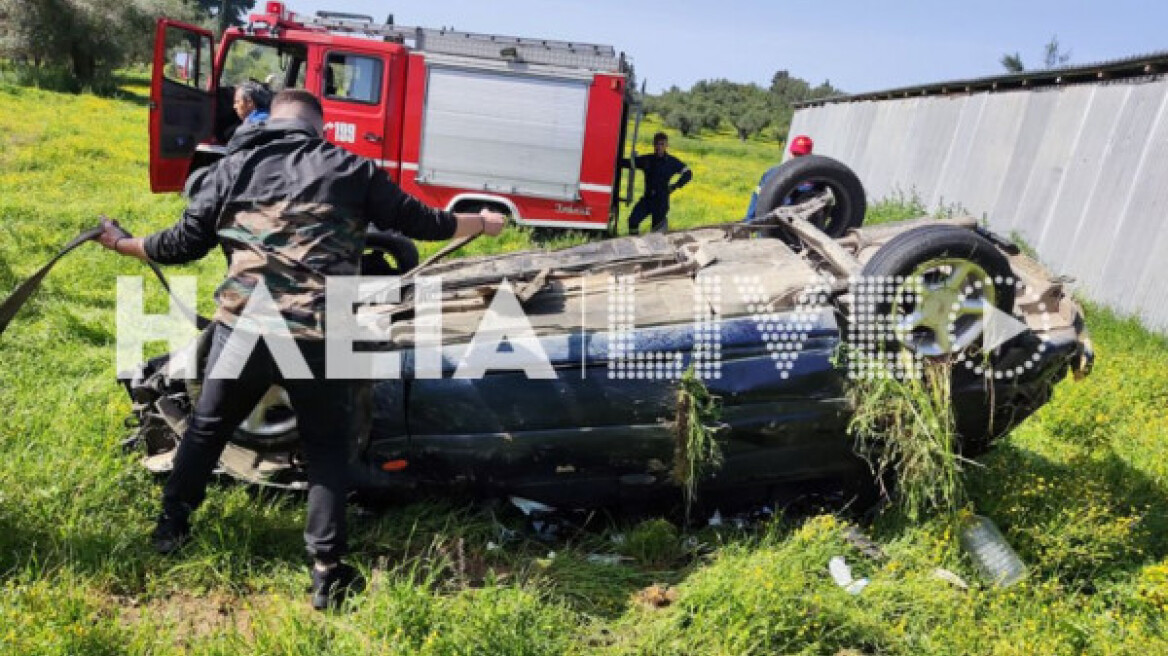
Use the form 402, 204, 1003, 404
291, 0, 1168, 94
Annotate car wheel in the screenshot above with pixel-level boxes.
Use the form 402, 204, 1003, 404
187, 380, 301, 452
362, 230, 420, 276
231, 385, 301, 451
860, 225, 1016, 358
755, 154, 866, 237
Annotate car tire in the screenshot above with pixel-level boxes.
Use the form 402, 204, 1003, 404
362, 230, 420, 276
231, 385, 301, 452
859, 224, 1016, 358
185, 330, 298, 454
186, 378, 301, 452
755, 154, 866, 237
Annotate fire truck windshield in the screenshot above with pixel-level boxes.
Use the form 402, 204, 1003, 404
220, 38, 307, 92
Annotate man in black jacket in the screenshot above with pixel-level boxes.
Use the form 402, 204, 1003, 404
625, 131, 692, 234
95, 90, 505, 610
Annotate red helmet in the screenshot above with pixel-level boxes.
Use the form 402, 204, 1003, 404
790, 134, 814, 157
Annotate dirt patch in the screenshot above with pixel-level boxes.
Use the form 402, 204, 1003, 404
633, 584, 679, 609
369, 537, 517, 591
116, 591, 262, 644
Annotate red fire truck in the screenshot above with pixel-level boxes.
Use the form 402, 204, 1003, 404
149, 2, 638, 232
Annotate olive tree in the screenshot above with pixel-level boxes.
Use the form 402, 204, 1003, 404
1, 0, 199, 89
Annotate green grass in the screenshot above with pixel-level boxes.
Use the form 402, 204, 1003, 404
672, 368, 724, 521
847, 361, 967, 521
2, 77, 1168, 654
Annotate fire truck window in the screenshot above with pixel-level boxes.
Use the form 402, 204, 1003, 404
324, 54, 382, 104
220, 39, 307, 92
162, 28, 212, 89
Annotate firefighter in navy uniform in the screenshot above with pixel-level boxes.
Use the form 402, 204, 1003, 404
625, 132, 692, 234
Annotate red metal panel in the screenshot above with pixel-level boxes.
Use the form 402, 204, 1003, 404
569, 72, 627, 227
149, 19, 215, 193
381, 51, 408, 182
396, 54, 626, 228
397, 53, 430, 195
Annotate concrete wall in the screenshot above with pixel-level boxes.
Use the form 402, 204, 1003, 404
790, 78, 1168, 333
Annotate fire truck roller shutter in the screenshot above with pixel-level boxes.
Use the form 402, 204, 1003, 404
418, 66, 589, 201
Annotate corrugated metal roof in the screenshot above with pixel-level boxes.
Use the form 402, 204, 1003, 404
796, 49, 1168, 108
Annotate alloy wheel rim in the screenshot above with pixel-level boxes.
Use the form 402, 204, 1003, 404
894, 258, 996, 358
239, 386, 297, 437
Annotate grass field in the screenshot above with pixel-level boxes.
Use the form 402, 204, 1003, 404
1, 78, 1167, 655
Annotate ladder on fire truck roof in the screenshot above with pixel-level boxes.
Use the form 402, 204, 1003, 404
303, 11, 624, 73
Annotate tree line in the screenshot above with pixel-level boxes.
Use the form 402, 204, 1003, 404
1000, 34, 1071, 73
644, 71, 841, 142
0, 0, 254, 90
644, 33, 1075, 143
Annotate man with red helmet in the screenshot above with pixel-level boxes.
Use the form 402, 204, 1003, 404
789, 134, 814, 157
744, 134, 815, 222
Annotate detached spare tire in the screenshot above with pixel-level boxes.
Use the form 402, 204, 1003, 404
755, 154, 866, 237
860, 224, 1016, 358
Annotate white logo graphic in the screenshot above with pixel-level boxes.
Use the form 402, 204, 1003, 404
952, 275, 1052, 380
114, 273, 1051, 383
734, 274, 834, 380
607, 274, 685, 380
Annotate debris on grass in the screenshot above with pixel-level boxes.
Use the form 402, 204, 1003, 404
707, 506, 776, 530
633, 584, 679, 609
585, 553, 634, 566
959, 513, 1028, 587
673, 367, 724, 519
931, 567, 970, 590
846, 359, 970, 520
508, 495, 566, 542
843, 526, 888, 561
827, 556, 869, 595
509, 496, 555, 515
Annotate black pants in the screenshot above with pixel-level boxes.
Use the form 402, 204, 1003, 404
628, 196, 670, 234
161, 322, 356, 564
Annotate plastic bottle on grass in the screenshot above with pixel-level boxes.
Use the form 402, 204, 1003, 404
960, 514, 1027, 587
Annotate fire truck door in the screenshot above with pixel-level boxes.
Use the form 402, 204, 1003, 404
149, 19, 215, 193
318, 50, 393, 167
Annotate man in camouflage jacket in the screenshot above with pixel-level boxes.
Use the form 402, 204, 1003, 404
96, 90, 505, 609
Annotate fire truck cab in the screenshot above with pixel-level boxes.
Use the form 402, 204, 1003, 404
149, 2, 637, 232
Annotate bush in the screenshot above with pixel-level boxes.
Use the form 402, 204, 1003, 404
0, 61, 117, 94
619, 519, 683, 569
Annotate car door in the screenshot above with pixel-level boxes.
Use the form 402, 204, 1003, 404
399, 275, 690, 507
149, 20, 216, 193
318, 48, 393, 167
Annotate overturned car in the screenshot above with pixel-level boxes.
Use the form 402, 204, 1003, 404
122, 177, 1093, 511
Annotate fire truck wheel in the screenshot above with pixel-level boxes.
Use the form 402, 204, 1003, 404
755, 154, 867, 237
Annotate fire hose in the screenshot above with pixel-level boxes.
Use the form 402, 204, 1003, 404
0, 218, 206, 338
0, 219, 486, 339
